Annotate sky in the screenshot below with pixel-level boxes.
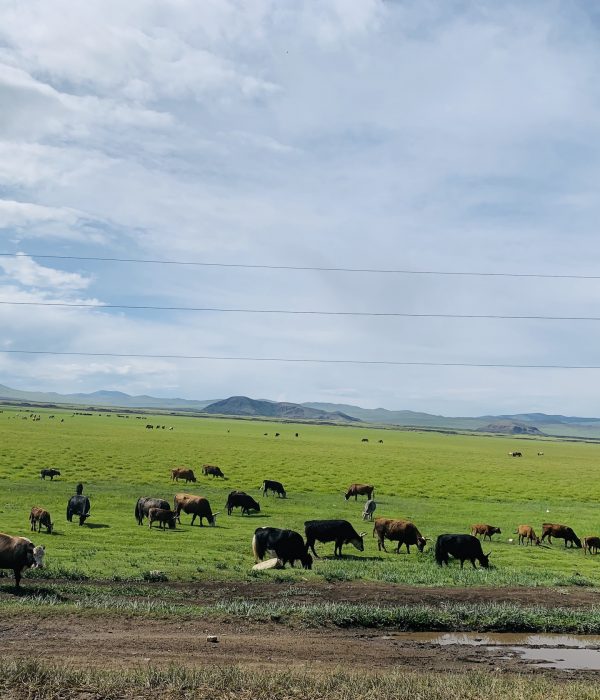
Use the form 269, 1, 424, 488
1, 0, 600, 416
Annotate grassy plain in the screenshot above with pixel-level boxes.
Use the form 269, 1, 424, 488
1, 406, 600, 586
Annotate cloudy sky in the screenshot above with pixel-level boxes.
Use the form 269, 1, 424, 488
1, 0, 600, 415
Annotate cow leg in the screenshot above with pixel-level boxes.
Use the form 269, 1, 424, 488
471, 559, 477, 569
308, 542, 319, 558
13, 568, 21, 588
190, 514, 196, 526
396, 542, 401, 554
459, 559, 465, 569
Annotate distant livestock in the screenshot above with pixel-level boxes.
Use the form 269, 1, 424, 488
135, 497, 170, 526
362, 499, 376, 521
373, 518, 426, 554
538, 452, 544, 456
304, 519, 365, 558
261, 479, 286, 498
541, 523, 582, 548
0, 533, 45, 587
361, 438, 369, 443
66, 495, 91, 526
40, 469, 61, 480
226, 491, 260, 516
515, 525, 540, 546
171, 468, 197, 483
202, 465, 225, 479
252, 527, 312, 569
174, 494, 218, 526
583, 536, 600, 555
148, 507, 178, 530
435, 534, 490, 569
508, 451, 522, 457
378, 440, 383, 444
29, 507, 53, 534
344, 484, 374, 501
470, 523, 502, 541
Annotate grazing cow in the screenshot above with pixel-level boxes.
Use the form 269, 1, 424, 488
378, 440, 384, 444
40, 469, 61, 480
470, 523, 502, 541
275, 433, 280, 438
146, 424, 153, 429
76, 483, 84, 496
252, 527, 312, 569
583, 536, 600, 555
537, 452, 544, 456
174, 494, 218, 526
362, 499, 376, 521
263, 433, 268, 436
135, 497, 170, 526
202, 464, 225, 479
541, 523, 582, 548
304, 520, 365, 558
295, 433, 299, 438
508, 451, 522, 457
261, 479, 286, 498
435, 534, 490, 569
361, 438, 369, 443
373, 518, 426, 553
170, 468, 197, 483
66, 495, 91, 526
148, 507, 178, 530
226, 491, 261, 516
344, 483, 375, 501
29, 507, 53, 534
515, 525, 540, 546
0, 533, 45, 587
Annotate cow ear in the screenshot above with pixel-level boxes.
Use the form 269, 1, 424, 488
359, 532, 366, 537
485, 551, 491, 557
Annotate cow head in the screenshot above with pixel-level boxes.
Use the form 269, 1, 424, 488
493, 527, 502, 535
352, 532, 366, 552
210, 511, 220, 526
32, 545, 45, 568
191, 475, 197, 482
416, 536, 427, 552
343, 491, 351, 501
479, 551, 491, 568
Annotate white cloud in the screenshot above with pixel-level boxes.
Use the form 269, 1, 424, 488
0, 256, 91, 290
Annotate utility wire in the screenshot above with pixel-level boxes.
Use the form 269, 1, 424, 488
0, 251, 598, 280
1, 349, 599, 368
0, 299, 599, 322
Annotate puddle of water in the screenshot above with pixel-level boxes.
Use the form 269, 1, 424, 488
382, 632, 600, 648
511, 646, 600, 670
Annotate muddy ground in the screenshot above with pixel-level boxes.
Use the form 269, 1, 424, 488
2, 581, 600, 676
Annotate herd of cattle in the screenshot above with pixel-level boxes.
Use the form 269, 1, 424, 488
1, 467, 599, 587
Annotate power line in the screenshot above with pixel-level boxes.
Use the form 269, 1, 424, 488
1, 349, 599, 368
0, 251, 598, 280
1, 299, 600, 322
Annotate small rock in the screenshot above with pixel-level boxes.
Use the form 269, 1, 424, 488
207, 635, 219, 643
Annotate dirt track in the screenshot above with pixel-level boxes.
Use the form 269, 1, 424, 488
3, 581, 600, 676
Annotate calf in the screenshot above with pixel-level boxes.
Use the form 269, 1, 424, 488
515, 525, 540, 546
470, 523, 501, 541
252, 527, 312, 569
435, 534, 490, 569
362, 499, 376, 521
40, 469, 61, 480
261, 479, 286, 498
583, 536, 600, 555
344, 483, 374, 501
373, 518, 426, 553
202, 465, 225, 478
541, 523, 582, 548
135, 497, 170, 526
304, 519, 365, 558
148, 507, 178, 530
29, 507, 53, 534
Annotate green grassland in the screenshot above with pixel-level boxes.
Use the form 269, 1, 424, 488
1, 407, 600, 586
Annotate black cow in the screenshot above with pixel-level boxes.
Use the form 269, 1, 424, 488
304, 519, 365, 558
261, 479, 286, 498
66, 495, 91, 526
135, 497, 171, 526
435, 534, 490, 569
226, 491, 261, 516
252, 527, 312, 569
40, 469, 61, 480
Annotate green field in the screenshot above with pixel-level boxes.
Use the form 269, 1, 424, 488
2, 406, 600, 586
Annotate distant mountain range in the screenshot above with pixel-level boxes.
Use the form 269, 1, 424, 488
2, 383, 600, 436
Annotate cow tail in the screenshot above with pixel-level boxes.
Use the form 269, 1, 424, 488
134, 500, 140, 522
252, 534, 265, 561
434, 537, 443, 565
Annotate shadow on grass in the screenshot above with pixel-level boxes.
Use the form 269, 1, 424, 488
0, 583, 69, 599
86, 523, 110, 529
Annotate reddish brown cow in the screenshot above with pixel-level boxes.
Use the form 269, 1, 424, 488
174, 493, 218, 526
29, 507, 53, 534
541, 523, 582, 548
170, 468, 197, 483
373, 518, 426, 553
470, 523, 502, 541
344, 483, 374, 501
583, 536, 600, 555
515, 524, 540, 546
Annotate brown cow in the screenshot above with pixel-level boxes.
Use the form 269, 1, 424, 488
148, 507, 178, 530
202, 464, 225, 478
344, 483, 374, 501
583, 536, 600, 555
170, 468, 196, 483
470, 523, 502, 541
174, 493, 219, 526
29, 507, 53, 534
373, 518, 426, 553
0, 533, 45, 587
515, 525, 540, 546
541, 523, 582, 548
